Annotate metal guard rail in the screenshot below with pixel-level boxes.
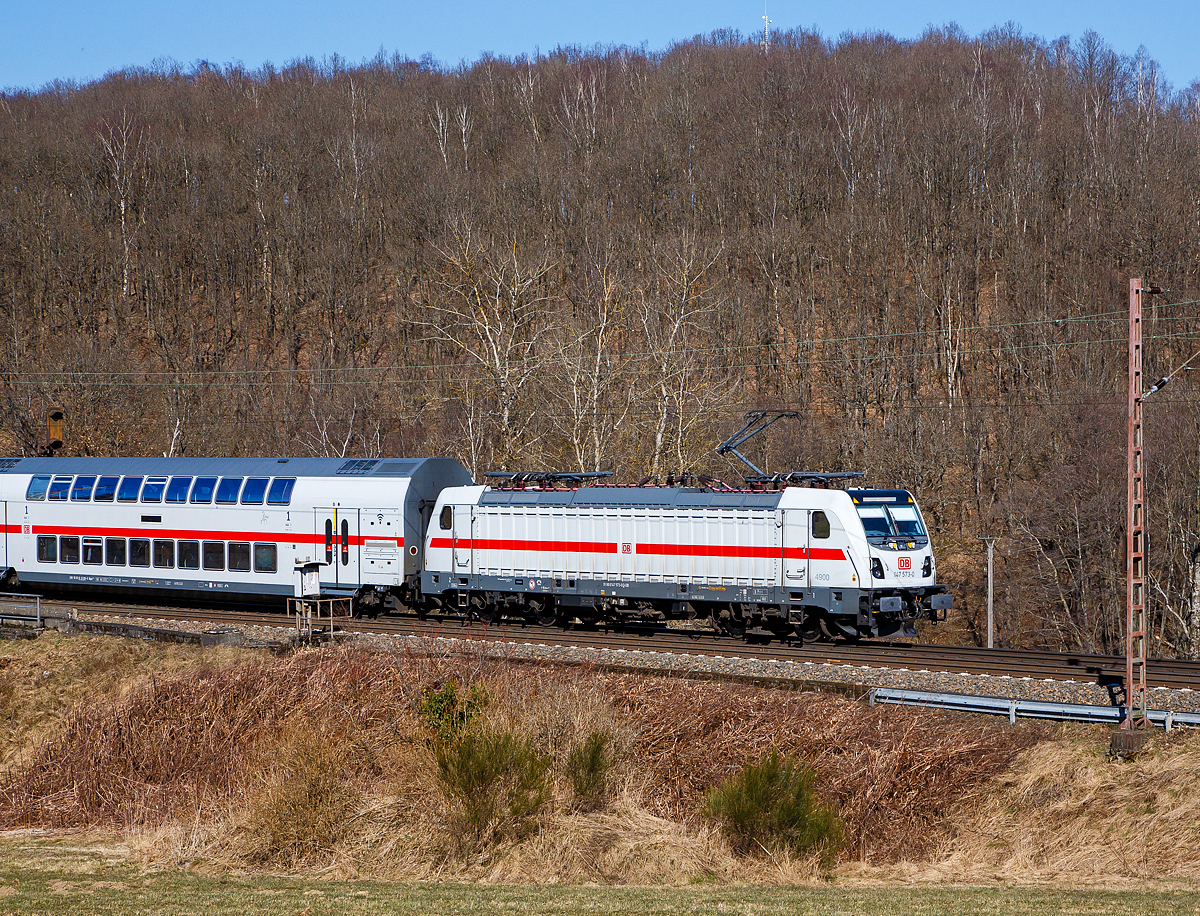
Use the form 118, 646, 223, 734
869, 687, 1200, 731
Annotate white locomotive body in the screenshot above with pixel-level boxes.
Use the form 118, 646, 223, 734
0, 456, 473, 607
421, 481, 951, 640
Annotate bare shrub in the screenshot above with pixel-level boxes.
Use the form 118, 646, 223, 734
239, 730, 362, 867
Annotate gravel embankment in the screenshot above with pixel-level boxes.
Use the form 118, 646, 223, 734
75, 613, 1200, 717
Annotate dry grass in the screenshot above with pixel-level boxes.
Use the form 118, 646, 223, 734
7, 639, 1192, 887
0, 634, 245, 770
608, 674, 1044, 862
927, 726, 1200, 883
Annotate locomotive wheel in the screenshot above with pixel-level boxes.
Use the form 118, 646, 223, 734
470, 593, 497, 624
529, 598, 557, 627
714, 605, 747, 637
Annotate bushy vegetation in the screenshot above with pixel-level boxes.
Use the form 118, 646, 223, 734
419, 680, 486, 742
566, 729, 613, 811
704, 750, 842, 861
435, 730, 551, 848
0, 642, 1052, 879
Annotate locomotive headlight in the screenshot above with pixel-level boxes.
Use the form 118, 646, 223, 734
922, 556, 932, 577
871, 558, 885, 579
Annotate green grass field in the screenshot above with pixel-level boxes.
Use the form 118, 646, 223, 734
1, 838, 1197, 916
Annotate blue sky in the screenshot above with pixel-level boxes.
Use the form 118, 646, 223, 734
3, 1, 1199, 94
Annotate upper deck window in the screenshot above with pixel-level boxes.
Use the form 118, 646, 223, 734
26, 476, 50, 500
93, 476, 119, 501
140, 478, 167, 503
47, 477, 72, 501
215, 477, 243, 504
190, 477, 218, 504
266, 478, 296, 506
165, 477, 192, 503
241, 478, 269, 505
71, 476, 96, 500
117, 477, 143, 502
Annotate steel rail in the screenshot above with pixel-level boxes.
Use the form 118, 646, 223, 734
22, 597, 1200, 690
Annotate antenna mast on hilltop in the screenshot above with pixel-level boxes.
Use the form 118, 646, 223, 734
761, 6, 771, 51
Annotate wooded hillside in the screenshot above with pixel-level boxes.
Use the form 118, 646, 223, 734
3, 26, 1200, 655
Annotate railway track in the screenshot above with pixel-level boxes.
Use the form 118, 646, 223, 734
25, 595, 1200, 691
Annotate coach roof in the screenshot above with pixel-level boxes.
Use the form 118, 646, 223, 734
0, 456, 451, 479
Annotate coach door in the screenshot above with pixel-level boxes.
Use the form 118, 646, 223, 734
781, 509, 808, 589
315, 507, 361, 590
0, 502, 6, 569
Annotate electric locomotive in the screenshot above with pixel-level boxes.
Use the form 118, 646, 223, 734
419, 474, 951, 641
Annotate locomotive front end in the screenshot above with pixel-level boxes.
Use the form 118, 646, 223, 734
848, 488, 952, 635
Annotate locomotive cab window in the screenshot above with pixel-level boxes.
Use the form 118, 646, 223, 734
240, 478, 269, 505
888, 505, 927, 538
439, 506, 452, 529
26, 476, 51, 500
93, 476, 119, 501
855, 506, 894, 538
214, 477, 243, 504
117, 477, 143, 502
71, 476, 96, 501
165, 477, 192, 504
266, 478, 296, 505
36, 536, 56, 563
811, 511, 831, 539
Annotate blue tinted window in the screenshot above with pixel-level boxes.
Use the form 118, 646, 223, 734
240, 478, 269, 505
26, 476, 50, 500
165, 477, 192, 503
94, 476, 119, 501
71, 476, 97, 500
117, 477, 143, 502
215, 477, 243, 504
267, 478, 296, 506
140, 478, 167, 503
190, 477, 218, 504
48, 477, 71, 500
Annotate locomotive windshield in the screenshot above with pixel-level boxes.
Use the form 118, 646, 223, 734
848, 490, 928, 541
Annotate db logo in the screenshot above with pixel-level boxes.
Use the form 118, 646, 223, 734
897, 556, 911, 570
22, 525, 30, 535
621, 543, 633, 555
